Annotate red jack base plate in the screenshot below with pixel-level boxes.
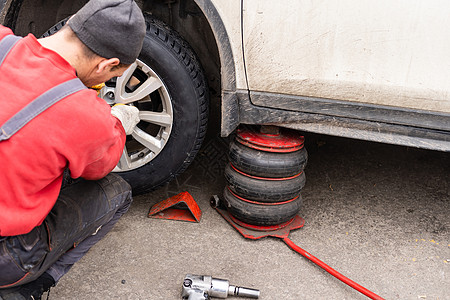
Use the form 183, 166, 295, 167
215, 207, 304, 240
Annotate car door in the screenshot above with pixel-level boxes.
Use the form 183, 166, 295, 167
242, 0, 450, 115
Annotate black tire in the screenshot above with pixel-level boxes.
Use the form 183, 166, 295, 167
120, 15, 208, 194
223, 187, 302, 226
225, 164, 305, 202
229, 140, 308, 178
43, 15, 209, 194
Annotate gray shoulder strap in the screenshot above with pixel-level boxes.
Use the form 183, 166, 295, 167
0, 35, 22, 66
0, 34, 87, 141
0, 78, 86, 141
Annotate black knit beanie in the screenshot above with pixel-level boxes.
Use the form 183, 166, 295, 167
68, 0, 145, 64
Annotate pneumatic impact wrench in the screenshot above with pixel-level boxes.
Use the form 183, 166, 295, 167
181, 274, 260, 300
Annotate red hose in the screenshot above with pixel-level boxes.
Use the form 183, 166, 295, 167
283, 237, 385, 300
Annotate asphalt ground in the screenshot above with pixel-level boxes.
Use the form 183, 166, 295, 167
50, 133, 449, 300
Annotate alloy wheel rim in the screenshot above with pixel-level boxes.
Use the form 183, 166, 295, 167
99, 59, 173, 172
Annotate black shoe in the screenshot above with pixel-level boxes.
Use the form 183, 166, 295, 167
0, 272, 55, 300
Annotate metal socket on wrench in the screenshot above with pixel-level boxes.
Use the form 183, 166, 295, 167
182, 274, 260, 299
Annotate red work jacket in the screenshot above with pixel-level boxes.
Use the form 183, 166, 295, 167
0, 26, 126, 236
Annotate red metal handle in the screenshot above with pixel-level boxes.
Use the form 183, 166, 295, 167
282, 237, 385, 300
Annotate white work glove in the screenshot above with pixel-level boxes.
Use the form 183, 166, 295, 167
111, 104, 140, 135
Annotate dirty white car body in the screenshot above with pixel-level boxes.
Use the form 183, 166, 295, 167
1, 0, 449, 192
212, 0, 450, 150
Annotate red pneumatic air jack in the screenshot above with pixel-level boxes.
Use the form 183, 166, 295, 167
225, 126, 307, 227
215, 125, 385, 300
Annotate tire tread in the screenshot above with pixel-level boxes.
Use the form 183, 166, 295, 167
139, 15, 209, 193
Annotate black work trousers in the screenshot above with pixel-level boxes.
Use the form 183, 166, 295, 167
0, 174, 132, 288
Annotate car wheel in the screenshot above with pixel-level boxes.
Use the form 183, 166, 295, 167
43, 15, 209, 194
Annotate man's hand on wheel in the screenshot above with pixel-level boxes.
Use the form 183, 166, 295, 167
111, 104, 140, 135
